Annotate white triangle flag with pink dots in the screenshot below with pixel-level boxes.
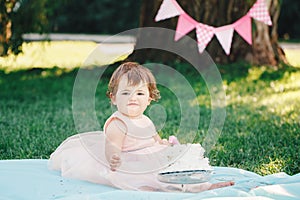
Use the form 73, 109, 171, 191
196, 23, 215, 53
248, 0, 272, 25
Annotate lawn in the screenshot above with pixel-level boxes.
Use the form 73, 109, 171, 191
0, 41, 299, 176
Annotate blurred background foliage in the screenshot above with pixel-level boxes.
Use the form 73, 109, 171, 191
47, 0, 142, 34
278, 0, 300, 40
13, 0, 142, 34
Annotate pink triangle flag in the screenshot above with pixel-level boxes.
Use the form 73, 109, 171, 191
155, 0, 183, 22
249, 0, 272, 25
196, 23, 215, 53
234, 15, 252, 45
175, 13, 198, 41
215, 25, 234, 55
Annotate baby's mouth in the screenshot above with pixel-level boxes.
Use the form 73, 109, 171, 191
128, 103, 139, 106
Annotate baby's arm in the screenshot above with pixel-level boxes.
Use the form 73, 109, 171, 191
105, 118, 126, 171
153, 134, 169, 145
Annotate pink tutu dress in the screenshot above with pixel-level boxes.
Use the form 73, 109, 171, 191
49, 111, 212, 192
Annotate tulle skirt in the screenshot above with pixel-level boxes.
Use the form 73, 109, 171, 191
48, 131, 212, 192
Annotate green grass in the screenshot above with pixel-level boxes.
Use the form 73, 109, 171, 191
210, 63, 300, 175
0, 42, 299, 176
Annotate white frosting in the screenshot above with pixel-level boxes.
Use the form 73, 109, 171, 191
159, 143, 212, 173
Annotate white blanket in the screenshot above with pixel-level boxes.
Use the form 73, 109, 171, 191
0, 159, 299, 200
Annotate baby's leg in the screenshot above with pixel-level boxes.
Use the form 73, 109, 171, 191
138, 186, 160, 191
208, 181, 235, 190
140, 182, 235, 193
187, 181, 234, 193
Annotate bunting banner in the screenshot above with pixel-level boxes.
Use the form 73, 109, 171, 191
154, 0, 272, 55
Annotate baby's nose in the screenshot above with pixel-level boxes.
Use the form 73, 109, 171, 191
129, 93, 137, 100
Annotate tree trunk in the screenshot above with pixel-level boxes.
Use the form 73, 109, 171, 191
127, 0, 179, 63
128, 0, 287, 66
0, 0, 17, 56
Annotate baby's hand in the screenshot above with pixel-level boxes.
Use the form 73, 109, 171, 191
109, 154, 121, 171
160, 139, 170, 145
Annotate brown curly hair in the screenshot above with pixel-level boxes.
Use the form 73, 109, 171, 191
106, 62, 160, 101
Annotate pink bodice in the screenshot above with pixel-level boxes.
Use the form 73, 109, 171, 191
103, 111, 157, 152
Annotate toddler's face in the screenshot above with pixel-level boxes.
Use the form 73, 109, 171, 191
111, 76, 151, 119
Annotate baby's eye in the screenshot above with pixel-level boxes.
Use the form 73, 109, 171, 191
137, 92, 145, 95
121, 92, 130, 95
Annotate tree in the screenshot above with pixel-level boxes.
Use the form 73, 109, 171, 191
0, 0, 17, 56
0, 0, 52, 56
129, 0, 287, 66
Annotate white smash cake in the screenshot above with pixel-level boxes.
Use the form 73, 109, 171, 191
159, 143, 212, 173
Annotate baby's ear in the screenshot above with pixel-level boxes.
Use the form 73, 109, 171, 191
110, 93, 116, 105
